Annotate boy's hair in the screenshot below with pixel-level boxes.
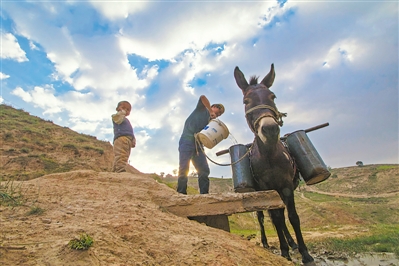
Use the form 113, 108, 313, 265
116, 101, 131, 111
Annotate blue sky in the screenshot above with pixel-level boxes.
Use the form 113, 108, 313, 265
1, 1, 398, 178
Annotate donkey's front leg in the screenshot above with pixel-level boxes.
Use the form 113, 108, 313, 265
286, 196, 314, 264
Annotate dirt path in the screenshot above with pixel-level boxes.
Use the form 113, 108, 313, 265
303, 186, 399, 198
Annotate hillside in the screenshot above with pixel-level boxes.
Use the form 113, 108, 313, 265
0, 104, 114, 180
1, 105, 398, 265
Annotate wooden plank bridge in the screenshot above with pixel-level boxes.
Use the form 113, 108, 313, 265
154, 190, 285, 232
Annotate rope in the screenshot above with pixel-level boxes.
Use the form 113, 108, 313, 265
245, 104, 287, 131
245, 104, 279, 116
194, 134, 253, 167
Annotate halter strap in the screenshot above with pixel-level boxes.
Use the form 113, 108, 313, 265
245, 104, 287, 133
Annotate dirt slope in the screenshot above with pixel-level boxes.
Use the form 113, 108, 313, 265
0, 170, 293, 266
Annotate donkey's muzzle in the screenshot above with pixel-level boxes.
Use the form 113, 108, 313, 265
257, 116, 280, 144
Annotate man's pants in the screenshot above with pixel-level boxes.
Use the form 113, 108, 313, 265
177, 140, 210, 194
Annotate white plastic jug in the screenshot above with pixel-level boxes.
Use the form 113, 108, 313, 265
197, 119, 229, 149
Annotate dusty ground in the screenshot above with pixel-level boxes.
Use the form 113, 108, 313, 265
0, 170, 294, 266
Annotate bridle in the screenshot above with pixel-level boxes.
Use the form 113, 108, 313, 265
245, 104, 287, 134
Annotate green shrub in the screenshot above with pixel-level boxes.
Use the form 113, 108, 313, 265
20, 147, 30, 153
368, 172, 377, 181
68, 233, 94, 250
4, 132, 13, 140
63, 143, 77, 149
27, 206, 45, 215
75, 137, 88, 143
82, 145, 104, 155
0, 180, 24, 206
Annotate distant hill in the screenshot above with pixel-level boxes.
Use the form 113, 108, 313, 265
0, 104, 114, 180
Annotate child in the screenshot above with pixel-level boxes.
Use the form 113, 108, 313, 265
111, 101, 136, 173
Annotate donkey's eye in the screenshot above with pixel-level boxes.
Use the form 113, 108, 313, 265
243, 98, 251, 105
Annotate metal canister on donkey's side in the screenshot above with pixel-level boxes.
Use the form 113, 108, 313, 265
285, 130, 331, 185
229, 144, 255, 193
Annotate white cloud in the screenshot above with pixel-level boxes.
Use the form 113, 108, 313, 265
11, 85, 62, 114
69, 119, 100, 135
11, 87, 33, 102
89, 1, 148, 20
117, 2, 280, 60
29, 40, 38, 50
1, 32, 28, 62
323, 39, 364, 68
0, 72, 10, 79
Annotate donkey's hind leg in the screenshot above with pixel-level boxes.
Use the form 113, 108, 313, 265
256, 211, 269, 248
269, 208, 291, 261
283, 224, 298, 250
264, 210, 297, 250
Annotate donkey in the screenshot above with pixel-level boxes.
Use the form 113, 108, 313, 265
234, 64, 314, 264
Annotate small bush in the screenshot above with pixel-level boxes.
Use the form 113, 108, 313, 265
83, 145, 104, 155
75, 137, 88, 143
68, 233, 94, 250
35, 140, 45, 146
4, 132, 13, 140
27, 206, 45, 215
0, 180, 24, 206
368, 172, 377, 181
20, 147, 30, 153
63, 143, 77, 149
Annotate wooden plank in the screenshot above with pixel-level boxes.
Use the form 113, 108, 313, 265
156, 190, 284, 217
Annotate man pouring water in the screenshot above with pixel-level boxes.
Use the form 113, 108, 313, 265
177, 95, 225, 195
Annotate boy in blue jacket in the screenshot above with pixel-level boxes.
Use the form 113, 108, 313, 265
112, 101, 136, 173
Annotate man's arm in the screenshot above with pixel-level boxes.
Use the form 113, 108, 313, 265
200, 95, 216, 119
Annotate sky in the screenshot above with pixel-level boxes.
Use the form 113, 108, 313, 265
1, 0, 398, 178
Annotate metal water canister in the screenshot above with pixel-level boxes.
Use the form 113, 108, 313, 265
229, 144, 255, 192
286, 130, 331, 185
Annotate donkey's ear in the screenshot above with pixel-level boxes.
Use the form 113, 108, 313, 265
234, 66, 249, 93
260, 63, 275, 88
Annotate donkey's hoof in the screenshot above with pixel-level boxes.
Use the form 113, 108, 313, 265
303, 261, 316, 266
302, 255, 315, 265
281, 251, 292, 261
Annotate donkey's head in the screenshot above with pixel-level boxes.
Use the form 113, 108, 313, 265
234, 64, 286, 145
